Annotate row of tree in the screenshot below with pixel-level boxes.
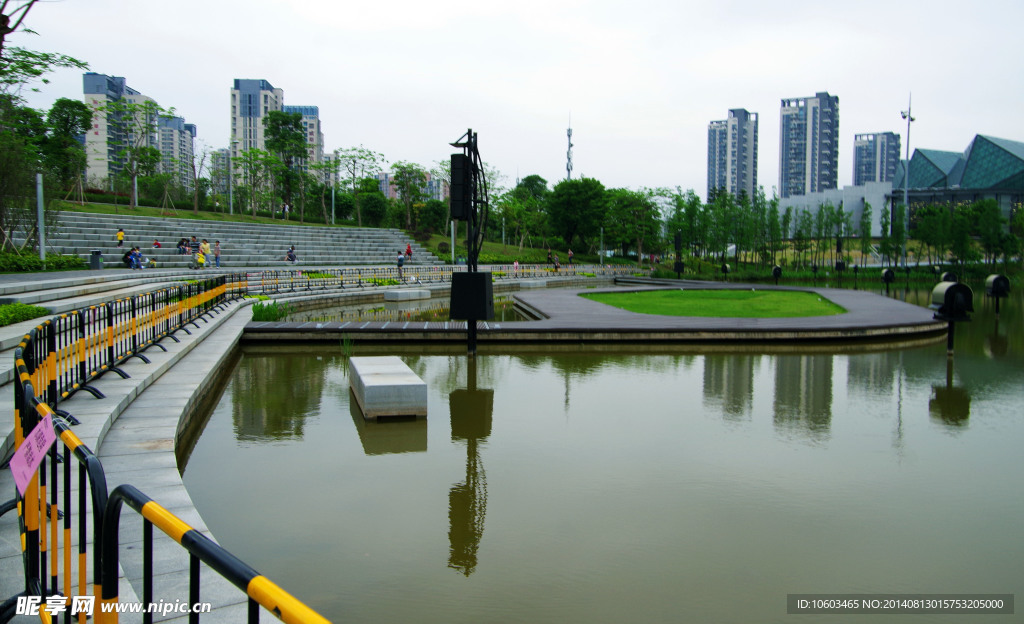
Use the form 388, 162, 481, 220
3, 0, 1020, 267
1, 11, 90, 252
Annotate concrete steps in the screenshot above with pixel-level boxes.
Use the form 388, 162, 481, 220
42, 211, 442, 269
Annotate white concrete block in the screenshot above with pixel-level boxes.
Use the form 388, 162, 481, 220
519, 280, 548, 289
349, 356, 428, 420
385, 289, 430, 301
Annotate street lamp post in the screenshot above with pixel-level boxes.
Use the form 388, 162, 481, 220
227, 148, 233, 216
901, 94, 915, 265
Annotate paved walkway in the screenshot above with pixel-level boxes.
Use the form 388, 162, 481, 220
1, 269, 947, 621
247, 281, 948, 343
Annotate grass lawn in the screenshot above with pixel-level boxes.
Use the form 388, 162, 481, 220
580, 289, 846, 318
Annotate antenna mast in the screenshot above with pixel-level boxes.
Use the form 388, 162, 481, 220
566, 115, 574, 180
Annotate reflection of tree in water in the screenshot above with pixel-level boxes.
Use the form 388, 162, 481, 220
231, 354, 330, 441
772, 354, 833, 439
425, 354, 512, 396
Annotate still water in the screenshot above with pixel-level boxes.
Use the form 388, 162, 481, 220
180, 288, 1023, 623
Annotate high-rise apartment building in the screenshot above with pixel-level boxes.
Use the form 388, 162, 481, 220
211, 148, 229, 197
779, 92, 839, 198
282, 104, 325, 173
230, 79, 284, 174
707, 108, 758, 200
853, 132, 900, 186
158, 117, 196, 192
83, 72, 193, 189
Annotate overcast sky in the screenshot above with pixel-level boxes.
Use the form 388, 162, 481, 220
14, 0, 1024, 197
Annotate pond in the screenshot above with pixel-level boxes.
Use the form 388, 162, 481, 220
179, 286, 1023, 623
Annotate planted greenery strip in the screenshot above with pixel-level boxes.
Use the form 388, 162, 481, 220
0, 302, 52, 327
251, 301, 293, 322
581, 289, 846, 318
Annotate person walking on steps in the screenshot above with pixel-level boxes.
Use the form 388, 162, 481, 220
397, 250, 405, 280
116, 228, 125, 248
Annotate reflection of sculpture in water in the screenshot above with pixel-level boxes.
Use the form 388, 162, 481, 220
984, 318, 1008, 359
929, 357, 970, 427
448, 359, 492, 576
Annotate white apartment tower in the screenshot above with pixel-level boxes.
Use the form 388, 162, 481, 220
707, 108, 759, 200
158, 117, 197, 192
83, 72, 195, 188
779, 92, 839, 198
230, 79, 284, 174
282, 105, 325, 173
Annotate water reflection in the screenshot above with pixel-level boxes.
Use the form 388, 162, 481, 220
348, 399, 428, 454
703, 354, 756, 419
446, 360, 492, 576
231, 353, 329, 441
929, 358, 971, 427
286, 295, 526, 323
773, 355, 833, 438
180, 288, 1023, 623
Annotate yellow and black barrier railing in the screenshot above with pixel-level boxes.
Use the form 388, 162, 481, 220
243, 263, 647, 297
6, 374, 329, 623
100, 484, 329, 624
20, 275, 244, 415
7, 357, 109, 624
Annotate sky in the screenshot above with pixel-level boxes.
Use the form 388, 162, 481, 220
13, 0, 1024, 197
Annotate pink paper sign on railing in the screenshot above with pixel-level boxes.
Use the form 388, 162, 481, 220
10, 413, 55, 496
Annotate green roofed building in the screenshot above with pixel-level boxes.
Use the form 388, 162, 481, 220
893, 135, 1024, 221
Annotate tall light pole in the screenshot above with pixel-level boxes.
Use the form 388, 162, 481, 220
900, 95, 915, 263
228, 139, 238, 215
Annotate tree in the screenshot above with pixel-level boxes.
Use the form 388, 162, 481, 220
859, 201, 874, 258
263, 110, 306, 212
546, 177, 607, 249
605, 188, 662, 265
40, 97, 90, 189
390, 160, 427, 230
891, 203, 907, 264
187, 144, 210, 215
358, 191, 387, 227
421, 198, 447, 232
793, 209, 814, 267
878, 205, 893, 265
1, 29, 86, 251
767, 196, 783, 265
973, 199, 1005, 263
99, 97, 173, 208
705, 190, 736, 262
911, 204, 950, 264
949, 206, 979, 266
236, 147, 279, 216
0, 0, 38, 58
515, 174, 550, 203
338, 145, 385, 226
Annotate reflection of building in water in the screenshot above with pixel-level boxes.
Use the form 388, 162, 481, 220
231, 355, 328, 441
447, 364, 492, 576
846, 351, 899, 396
773, 355, 833, 434
703, 355, 755, 419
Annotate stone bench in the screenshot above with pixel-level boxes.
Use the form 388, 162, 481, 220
384, 289, 430, 301
349, 356, 428, 420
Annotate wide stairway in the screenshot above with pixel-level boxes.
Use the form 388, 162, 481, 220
46, 210, 442, 269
